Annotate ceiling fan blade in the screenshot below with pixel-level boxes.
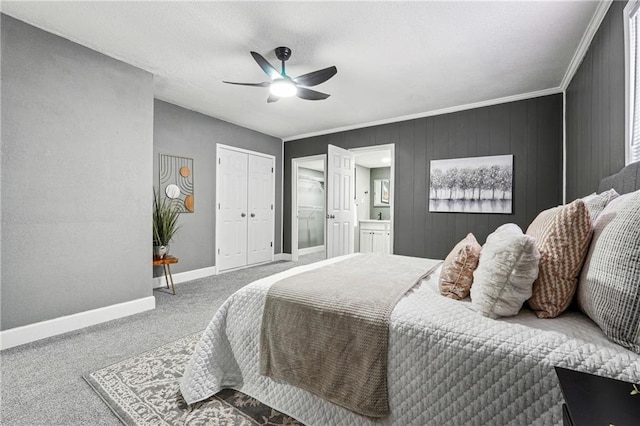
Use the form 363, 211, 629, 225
296, 87, 331, 101
223, 81, 270, 87
250, 51, 281, 80
294, 66, 337, 87
267, 94, 280, 103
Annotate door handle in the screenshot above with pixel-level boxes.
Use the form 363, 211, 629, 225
250, 213, 255, 217
326, 214, 336, 219
241, 213, 246, 217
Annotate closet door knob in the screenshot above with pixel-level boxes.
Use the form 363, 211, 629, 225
241, 213, 246, 217
250, 213, 255, 217
326, 214, 336, 219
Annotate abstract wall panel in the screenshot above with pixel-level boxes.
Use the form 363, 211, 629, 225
159, 154, 194, 213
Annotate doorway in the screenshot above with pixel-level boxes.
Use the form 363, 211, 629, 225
291, 144, 395, 261
351, 144, 395, 255
291, 155, 326, 262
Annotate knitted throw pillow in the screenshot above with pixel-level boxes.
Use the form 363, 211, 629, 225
526, 199, 593, 318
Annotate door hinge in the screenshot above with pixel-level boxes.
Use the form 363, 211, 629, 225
270, 242, 273, 247
217, 248, 220, 254
271, 167, 274, 173
218, 158, 221, 164
218, 203, 221, 210
271, 204, 273, 210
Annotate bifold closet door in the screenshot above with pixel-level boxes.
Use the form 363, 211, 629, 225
217, 146, 275, 272
217, 148, 249, 271
247, 154, 274, 265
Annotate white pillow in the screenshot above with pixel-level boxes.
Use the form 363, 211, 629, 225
471, 223, 540, 319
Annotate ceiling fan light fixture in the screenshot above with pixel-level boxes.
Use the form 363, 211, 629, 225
270, 78, 297, 97
224, 48, 336, 102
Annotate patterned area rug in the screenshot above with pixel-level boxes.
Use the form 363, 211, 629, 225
84, 332, 303, 425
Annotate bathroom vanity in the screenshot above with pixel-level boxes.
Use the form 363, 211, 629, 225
359, 220, 391, 254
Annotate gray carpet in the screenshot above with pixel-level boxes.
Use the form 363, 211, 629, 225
0, 253, 324, 426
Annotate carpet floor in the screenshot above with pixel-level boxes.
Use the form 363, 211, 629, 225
84, 332, 303, 425
1, 253, 324, 426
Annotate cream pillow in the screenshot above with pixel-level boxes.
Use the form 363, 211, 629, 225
526, 199, 593, 318
471, 224, 540, 319
577, 190, 640, 354
439, 233, 481, 300
581, 189, 619, 222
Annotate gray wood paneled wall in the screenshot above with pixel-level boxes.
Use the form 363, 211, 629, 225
284, 94, 563, 259
566, 1, 627, 200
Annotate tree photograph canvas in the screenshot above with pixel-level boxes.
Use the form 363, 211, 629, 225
429, 155, 513, 213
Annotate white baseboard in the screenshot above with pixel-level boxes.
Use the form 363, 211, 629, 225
299, 245, 324, 256
0, 296, 156, 351
274, 253, 292, 261
153, 265, 217, 289
179, 256, 291, 278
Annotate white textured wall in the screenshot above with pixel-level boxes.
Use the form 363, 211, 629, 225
1, 15, 154, 330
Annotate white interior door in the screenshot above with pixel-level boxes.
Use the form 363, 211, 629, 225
217, 147, 248, 271
326, 144, 355, 259
247, 154, 274, 265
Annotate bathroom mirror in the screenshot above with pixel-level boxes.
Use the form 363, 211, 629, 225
373, 179, 390, 206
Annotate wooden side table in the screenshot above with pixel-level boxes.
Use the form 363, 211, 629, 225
153, 256, 179, 295
555, 366, 640, 426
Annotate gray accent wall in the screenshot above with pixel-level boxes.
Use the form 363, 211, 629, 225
284, 94, 563, 259
1, 15, 154, 330
153, 100, 282, 275
566, 1, 627, 200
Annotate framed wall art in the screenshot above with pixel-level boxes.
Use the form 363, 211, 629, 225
429, 154, 513, 214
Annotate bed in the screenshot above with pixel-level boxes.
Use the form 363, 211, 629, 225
180, 163, 640, 425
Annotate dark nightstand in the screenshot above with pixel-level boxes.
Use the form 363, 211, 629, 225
555, 366, 640, 426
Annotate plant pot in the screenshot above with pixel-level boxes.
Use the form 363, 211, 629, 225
153, 244, 169, 259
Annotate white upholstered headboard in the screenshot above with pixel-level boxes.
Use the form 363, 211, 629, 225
598, 161, 640, 194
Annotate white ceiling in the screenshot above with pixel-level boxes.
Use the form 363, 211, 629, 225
2, 1, 602, 141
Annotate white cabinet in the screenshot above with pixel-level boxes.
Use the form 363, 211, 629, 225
359, 220, 391, 254
217, 145, 275, 272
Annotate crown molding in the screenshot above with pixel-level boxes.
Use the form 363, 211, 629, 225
560, 0, 613, 91
284, 87, 561, 142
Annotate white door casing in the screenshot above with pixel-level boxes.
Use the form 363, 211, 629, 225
217, 147, 248, 271
247, 154, 274, 265
326, 144, 355, 259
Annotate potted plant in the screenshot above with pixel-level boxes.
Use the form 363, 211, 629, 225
153, 188, 181, 259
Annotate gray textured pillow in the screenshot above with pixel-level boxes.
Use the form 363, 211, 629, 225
471, 223, 540, 319
577, 190, 640, 354
581, 188, 619, 222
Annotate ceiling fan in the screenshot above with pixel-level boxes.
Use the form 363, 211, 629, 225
223, 46, 337, 103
